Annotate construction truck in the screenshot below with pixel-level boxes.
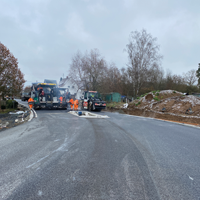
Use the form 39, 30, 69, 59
80, 91, 106, 112
30, 82, 69, 109
21, 91, 31, 101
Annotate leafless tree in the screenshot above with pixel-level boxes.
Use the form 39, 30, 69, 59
68, 51, 88, 92
68, 49, 108, 92
183, 69, 198, 86
125, 29, 163, 97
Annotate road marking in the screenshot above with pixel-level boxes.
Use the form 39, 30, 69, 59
26, 155, 49, 168
188, 175, 194, 180
32, 108, 37, 118
28, 110, 33, 121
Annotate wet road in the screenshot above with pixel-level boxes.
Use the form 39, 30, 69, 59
1, 104, 200, 199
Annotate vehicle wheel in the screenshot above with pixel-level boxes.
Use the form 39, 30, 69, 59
97, 109, 101, 112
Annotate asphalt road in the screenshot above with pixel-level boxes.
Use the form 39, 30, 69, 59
1, 101, 200, 199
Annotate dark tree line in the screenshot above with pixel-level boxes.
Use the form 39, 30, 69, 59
68, 29, 199, 97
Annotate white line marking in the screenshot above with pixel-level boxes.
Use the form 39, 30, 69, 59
32, 108, 37, 118
26, 155, 49, 168
28, 110, 33, 121
188, 175, 194, 180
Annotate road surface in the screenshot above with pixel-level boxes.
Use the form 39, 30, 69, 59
0, 101, 200, 199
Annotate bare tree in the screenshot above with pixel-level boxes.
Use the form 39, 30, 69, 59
183, 69, 198, 86
83, 49, 107, 91
68, 51, 88, 91
68, 49, 108, 92
125, 29, 163, 97
148, 65, 164, 90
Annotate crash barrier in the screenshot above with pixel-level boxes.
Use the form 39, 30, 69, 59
69, 111, 109, 119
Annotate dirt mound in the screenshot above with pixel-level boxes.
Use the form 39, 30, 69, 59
122, 90, 200, 124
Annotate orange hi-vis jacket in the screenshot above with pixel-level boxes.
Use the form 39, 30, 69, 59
59, 96, 63, 102
69, 99, 74, 105
74, 99, 79, 105
28, 98, 34, 109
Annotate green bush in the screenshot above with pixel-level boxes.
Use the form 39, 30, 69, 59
152, 91, 156, 94
136, 97, 140, 99
6, 100, 18, 109
138, 101, 141, 104
173, 91, 176, 93
153, 97, 160, 101
156, 93, 159, 96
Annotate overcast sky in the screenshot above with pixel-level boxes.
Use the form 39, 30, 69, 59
1, 0, 200, 87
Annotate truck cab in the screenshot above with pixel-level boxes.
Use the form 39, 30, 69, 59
21, 91, 31, 101
81, 91, 106, 111
31, 83, 56, 109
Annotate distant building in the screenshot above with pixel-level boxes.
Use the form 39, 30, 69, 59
58, 76, 84, 99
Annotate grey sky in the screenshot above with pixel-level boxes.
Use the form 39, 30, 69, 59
1, 0, 199, 87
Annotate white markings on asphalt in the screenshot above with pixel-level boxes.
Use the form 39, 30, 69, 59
54, 139, 60, 142
38, 190, 43, 196
53, 137, 68, 152
28, 110, 33, 121
188, 175, 194, 180
26, 155, 49, 168
32, 108, 37, 118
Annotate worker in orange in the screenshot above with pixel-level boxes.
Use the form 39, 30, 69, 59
69, 98, 74, 110
74, 99, 79, 111
59, 96, 63, 102
28, 97, 34, 109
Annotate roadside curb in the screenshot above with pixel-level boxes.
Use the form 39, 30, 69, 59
17, 102, 37, 122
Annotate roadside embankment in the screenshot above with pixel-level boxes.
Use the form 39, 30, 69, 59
106, 90, 200, 126
0, 104, 31, 131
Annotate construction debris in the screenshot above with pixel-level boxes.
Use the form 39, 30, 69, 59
69, 111, 109, 119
